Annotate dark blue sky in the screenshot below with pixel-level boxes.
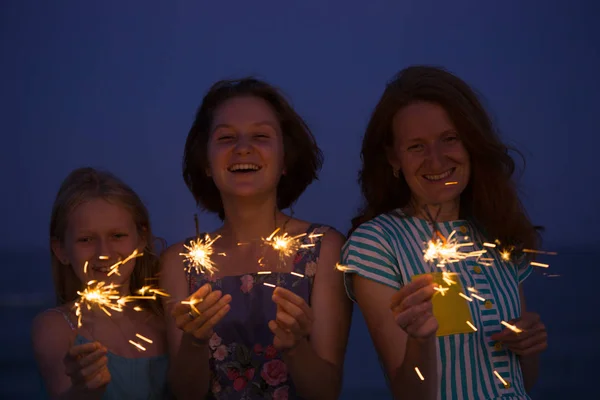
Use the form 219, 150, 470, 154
2, 0, 598, 252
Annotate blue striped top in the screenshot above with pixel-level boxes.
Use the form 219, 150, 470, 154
342, 209, 532, 400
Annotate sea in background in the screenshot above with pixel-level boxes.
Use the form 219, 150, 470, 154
0, 248, 596, 399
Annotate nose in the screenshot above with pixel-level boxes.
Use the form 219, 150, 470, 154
424, 144, 444, 169
233, 135, 252, 155
95, 238, 113, 261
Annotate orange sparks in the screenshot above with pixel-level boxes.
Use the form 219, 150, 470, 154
107, 249, 144, 277
423, 231, 487, 267
135, 333, 153, 343
181, 298, 202, 315
523, 249, 558, 256
434, 286, 449, 296
435, 230, 447, 245
471, 293, 485, 302
459, 293, 473, 302
466, 321, 477, 331
501, 321, 523, 333
493, 370, 510, 387
444, 181, 458, 186
129, 340, 146, 352
263, 282, 276, 288
499, 250, 512, 261
180, 235, 223, 275
530, 261, 549, 268
335, 263, 353, 272
415, 367, 425, 380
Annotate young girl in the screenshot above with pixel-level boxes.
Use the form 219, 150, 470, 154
342, 66, 548, 399
160, 78, 352, 399
32, 167, 170, 399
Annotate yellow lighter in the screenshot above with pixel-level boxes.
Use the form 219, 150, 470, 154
412, 272, 475, 337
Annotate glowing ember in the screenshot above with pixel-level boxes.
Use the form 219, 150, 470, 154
493, 370, 510, 388
73, 280, 124, 328
415, 367, 425, 380
335, 263, 353, 272
261, 228, 322, 265
423, 230, 487, 267
501, 321, 523, 333
180, 234, 223, 275
107, 249, 144, 277
458, 293, 473, 302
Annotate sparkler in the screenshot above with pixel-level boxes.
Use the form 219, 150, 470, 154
260, 227, 322, 267
423, 230, 487, 267
179, 214, 225, 275
415, 206, 557, 391
107, 249, 144, 277
420, 205, 487, 267
180, 235, 222, 275
74, 250, 171, 352
73, 280, 124, 328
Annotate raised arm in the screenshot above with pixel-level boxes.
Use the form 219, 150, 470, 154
280, 229, 353, 400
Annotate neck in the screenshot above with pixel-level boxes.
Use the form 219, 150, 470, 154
411, 199, 461, 222
219, 195, 288, 244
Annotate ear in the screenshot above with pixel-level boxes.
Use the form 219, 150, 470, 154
51, 237, 68, 265
205, 167, 212, 177
385, 145, 401, 171
138, 226, 148, 250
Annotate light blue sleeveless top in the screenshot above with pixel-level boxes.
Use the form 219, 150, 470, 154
52, 309, 170, 399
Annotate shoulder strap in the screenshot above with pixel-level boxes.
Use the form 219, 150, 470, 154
47, 308, 77, 331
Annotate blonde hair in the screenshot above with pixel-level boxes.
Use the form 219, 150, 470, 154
49, 167, 163, 315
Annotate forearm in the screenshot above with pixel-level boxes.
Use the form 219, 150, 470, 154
519, 354, 540, 392
282, 339, 341, 400
169, 334, 211, 400
390, 337, 438, 400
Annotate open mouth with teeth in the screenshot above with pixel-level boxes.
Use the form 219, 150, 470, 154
92, 265, 111, 274
423, 167, 455, 182
227, 163, 262, 173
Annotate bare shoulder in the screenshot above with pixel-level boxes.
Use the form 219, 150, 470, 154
159, 241, 190, 306
160, 241, 188, 264
313, 226, 345, 280
31, 308, 74, 356
318, 226, 345, 251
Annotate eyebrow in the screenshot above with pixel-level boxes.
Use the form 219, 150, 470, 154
212, 121, 279, 132
404, 129, 458, 143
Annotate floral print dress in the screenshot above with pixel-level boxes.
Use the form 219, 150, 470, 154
186, 224, 329, 400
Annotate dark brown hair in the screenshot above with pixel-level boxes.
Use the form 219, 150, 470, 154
351, 65, 541, 254
183, 77, 323, 219
50, 167, 163, 315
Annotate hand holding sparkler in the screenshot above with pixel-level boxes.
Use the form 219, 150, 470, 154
63, 341, 111, 393
269, 287, 314, 353
172, 283, 232, 343
490, 312, 548, 356
390, 275, 438, 338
